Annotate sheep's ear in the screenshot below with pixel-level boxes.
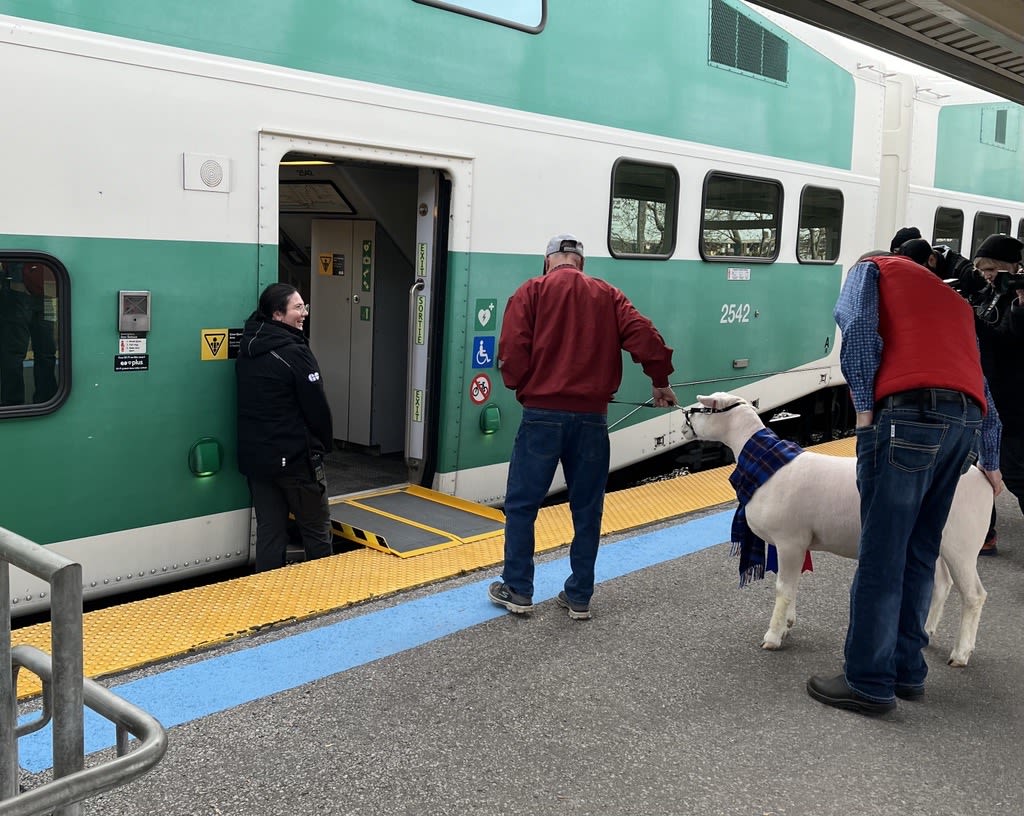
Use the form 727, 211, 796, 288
697, 394, 714, 408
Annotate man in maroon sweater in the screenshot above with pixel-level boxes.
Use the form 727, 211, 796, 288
488, 234, 676, 620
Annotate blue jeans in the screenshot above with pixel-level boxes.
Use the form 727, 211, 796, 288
501, 408, 610, 604
844, 395, 981, 702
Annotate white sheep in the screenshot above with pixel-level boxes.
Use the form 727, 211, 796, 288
684, 391, 990, 667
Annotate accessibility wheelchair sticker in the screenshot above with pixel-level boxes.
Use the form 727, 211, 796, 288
472, 336, 495, 369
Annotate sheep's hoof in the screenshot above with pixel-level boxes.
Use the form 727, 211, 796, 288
947, 652, 971, 668
761, 636, 783, 651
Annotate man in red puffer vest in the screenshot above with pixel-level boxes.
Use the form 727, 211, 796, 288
807, 251, 1002, 715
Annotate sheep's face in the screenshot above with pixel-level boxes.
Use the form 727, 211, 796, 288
682, 392, 747, 442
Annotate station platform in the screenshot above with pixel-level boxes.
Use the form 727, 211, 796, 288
13, 440, 1024, 815
12, 441, 767, 700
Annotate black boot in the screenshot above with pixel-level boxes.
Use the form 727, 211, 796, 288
806, 673, 896, 715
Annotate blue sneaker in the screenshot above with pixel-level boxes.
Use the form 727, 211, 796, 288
488, 581, 533, 614
556, 590, 592, 620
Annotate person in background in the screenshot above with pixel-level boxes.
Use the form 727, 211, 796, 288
934, 234, 1024, 555
488, 234, 677, 620
909, 234, 1019, 552
21, 262, 57, 403
0, 261, 56, 405
894, 237, 935, 268
236, 283, 334, 572
889, 226, 922, 255
808, 250, 1001, 715
0, 262, 33, 406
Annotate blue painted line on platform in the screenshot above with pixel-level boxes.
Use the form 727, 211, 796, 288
18, 509, 732, 772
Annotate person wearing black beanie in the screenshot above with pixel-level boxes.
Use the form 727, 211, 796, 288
896, 238, 935, 268
964, 234, 1024, 554
889, 226, 922, 254
975, 234, 1024, 265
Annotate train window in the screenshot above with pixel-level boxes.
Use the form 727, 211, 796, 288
0, 254, 70, 418
412, 0, 545, 32
970, 212, 1012, 258
797, 186, 843, 263
933, 208, 963, 252
700, 172, 782, 262
608, 159, 678, 259
709, 0, 788, 83
980, 107, 1018, 149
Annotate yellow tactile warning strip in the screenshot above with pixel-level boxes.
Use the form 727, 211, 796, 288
12, 437, 856, 699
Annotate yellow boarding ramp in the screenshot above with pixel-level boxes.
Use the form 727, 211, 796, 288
328, 484, 505, 557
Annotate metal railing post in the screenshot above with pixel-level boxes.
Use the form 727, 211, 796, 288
1, 560, 17, 800
49, 563, 83, 816
5, 646, 167, 816
1, 526, 166, 815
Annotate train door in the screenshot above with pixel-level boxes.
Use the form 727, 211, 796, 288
274, 152, 449, 497
310, 219, 404, 452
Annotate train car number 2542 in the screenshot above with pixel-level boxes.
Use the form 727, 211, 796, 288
720, 304, 751, 324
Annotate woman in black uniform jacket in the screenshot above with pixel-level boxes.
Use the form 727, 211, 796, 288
236, 283, 334, 571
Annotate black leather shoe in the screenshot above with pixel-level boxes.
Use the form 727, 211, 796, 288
806, 673, 896, 715
895, 684, 924, 701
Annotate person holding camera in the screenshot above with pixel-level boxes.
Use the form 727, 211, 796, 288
236, 282, 334, 572
970, 235, 1024, 554
936, 234, 1024, 555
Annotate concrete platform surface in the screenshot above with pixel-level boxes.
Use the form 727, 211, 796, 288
19, 492, 1024, 816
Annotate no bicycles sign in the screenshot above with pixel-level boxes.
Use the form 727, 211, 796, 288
469, 374, 491, 405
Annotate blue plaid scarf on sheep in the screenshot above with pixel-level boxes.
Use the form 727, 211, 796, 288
728, 427, 812, 587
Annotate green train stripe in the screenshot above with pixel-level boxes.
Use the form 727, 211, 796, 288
0, 234, 840, 541
436, 251, 841, 474
0, 234, 253, 545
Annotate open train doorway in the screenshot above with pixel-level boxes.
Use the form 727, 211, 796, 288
276, 152, 449, 499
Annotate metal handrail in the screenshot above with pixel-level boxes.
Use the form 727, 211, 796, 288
1, 646, 167, 816
1, 526, 83, 813
1, 526, 166, 815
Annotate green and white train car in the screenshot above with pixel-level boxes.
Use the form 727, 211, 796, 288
2, 0, 1021, 613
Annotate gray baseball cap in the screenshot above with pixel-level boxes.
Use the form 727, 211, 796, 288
545, 234, 584, 258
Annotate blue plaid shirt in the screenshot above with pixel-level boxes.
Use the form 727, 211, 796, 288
834, 259, 1001, 470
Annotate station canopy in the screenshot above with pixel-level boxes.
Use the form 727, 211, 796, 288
744, 0, 1024, 104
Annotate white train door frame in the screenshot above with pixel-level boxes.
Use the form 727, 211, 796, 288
408, 169, 439, 465
257, 130, 474, 484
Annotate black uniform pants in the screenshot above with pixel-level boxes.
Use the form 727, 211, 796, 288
987, 430, 1024, 540
248, 473, 332, 572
